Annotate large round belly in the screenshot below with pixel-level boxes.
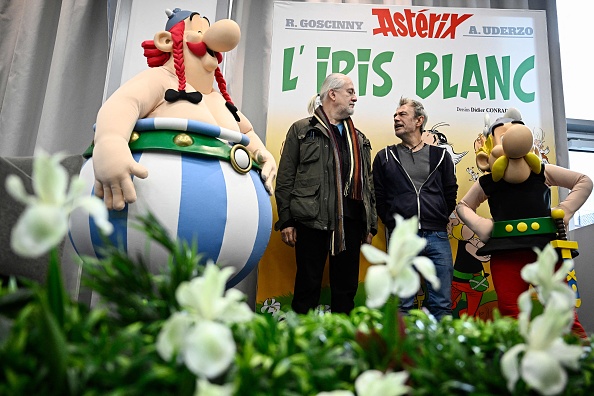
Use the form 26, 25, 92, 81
69, 151, 272, 287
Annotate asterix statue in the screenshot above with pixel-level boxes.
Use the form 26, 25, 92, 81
456, 108, 592, 339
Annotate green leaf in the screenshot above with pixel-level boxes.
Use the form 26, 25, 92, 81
38, 294, 68, 394
0, 288, 34, 318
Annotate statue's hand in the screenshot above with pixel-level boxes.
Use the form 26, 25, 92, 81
456, 202, 494, 243
92, 136, 149, 210
254, 148, 277, 196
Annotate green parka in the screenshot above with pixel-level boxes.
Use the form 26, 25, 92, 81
274, 116, 377, 240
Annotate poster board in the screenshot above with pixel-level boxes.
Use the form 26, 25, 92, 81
258, 1, 556, 320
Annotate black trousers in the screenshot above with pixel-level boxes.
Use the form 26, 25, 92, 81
292, 218, 365, 315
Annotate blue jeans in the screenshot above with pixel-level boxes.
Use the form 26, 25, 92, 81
399, 230, 453, 321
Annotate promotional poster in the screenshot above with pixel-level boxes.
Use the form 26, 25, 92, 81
257, 2, 557, 320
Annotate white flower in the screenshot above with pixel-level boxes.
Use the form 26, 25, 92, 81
316, 391, 354, 396
156, 312, 194, 362
260, 298, 281, 314
503, 244, 584, 394
361, 215, 439, 308
10, 205, 70, 258
520, 244, 576, 309
501, 304, 583, 395
517, 291, 575, 342
175, 263, 254, 324
355, 369, 410, 396
157, 264, 253, 380
183, 321, 236, 379
6, 150, 112, 257
194, 378, 234, 396
517, 245, 577, 339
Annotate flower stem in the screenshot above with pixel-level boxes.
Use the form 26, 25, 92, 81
382, 295, 403, 369
47, 247, 66, 327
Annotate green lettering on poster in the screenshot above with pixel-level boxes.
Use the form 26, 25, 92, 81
486, 55, 510, 100
461, 54, 486, 99
372, 51, 394, 97
282, 46, 303, 92
514, 56, 535, 103
416, 52, 439, 99
357, 49, 371, 95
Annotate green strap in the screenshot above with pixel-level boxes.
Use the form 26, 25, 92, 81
491, 216, 557, 238
453, 270, 483, 280
83, 129, 261, 170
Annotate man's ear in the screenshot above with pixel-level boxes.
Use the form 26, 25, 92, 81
416, 116, 424, 128
476, 152, 490, 171
154, 31, 173, 52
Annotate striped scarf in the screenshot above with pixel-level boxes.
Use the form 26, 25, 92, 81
314, 106, 363, 254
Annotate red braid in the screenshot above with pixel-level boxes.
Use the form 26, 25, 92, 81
169, 21, 186, 92
215, 66, 233, 105
141, 40, 170, 67
142, 19, 234, 107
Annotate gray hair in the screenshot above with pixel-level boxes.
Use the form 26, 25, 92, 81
307, 94, 321, 115
307, 73, 349, 114
399, 97, 428, 131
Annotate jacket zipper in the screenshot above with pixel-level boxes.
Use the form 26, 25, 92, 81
388, 147, 446, 230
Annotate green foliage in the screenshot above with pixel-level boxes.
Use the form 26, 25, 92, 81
0, 214, 203, 396
1, 213, 594, 395
403, 312, 521, 395
80, 213, 206, 325
230, 311, 367, 395
402, 312, 594, 395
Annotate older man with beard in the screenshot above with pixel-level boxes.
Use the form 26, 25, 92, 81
275, 73, 377, 315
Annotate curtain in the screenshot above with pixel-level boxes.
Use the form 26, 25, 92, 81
0, 0, 108, 157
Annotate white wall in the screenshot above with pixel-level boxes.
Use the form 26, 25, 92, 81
571, 224, 594, 334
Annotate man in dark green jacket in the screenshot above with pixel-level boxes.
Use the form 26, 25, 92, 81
275, 73, 377, 315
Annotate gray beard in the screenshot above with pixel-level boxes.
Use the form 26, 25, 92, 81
340, 106, 354, 118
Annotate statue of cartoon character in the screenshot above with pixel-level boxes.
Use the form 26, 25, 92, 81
456, 108, 592, 339
69, 8, 276, 288
448, 210, 490, 319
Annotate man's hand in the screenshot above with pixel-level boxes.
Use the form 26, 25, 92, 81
281, 226, 297, 247
92, 137, 148, 210
363, 232, 373, 245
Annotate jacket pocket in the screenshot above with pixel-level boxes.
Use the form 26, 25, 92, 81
290, 184, 320, 221
300, 139, 320, 164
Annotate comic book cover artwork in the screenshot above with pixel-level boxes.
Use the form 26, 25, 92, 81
257, 115, 564, 323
